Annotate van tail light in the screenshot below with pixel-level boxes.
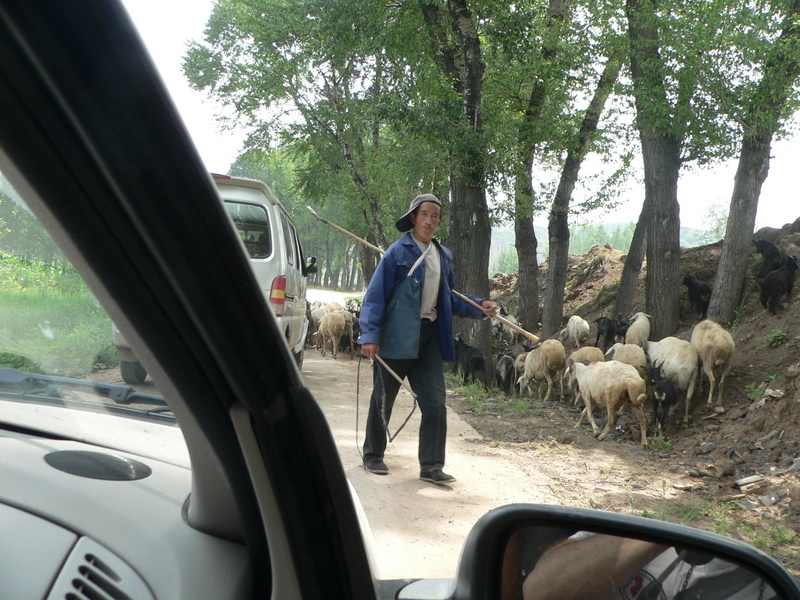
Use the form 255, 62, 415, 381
270, 276, 287, 316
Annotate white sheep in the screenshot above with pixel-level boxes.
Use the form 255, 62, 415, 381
318, 311, 346, 358
310, 306, 328, 349
518, 340, 565, 402
604, 342, 647, 379
558, 315, 590, 349
333, 309, 355, 358
624, 312, 651, 347
644, 336, 699, 426
514, 352, 529, 394
690, 320, 735, 414
565, 346, 605, 406
570, 360, 648, 448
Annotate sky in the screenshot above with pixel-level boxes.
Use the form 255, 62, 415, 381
121, 0, 799, 232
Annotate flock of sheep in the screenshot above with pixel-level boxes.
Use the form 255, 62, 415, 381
306, 237, 796, 447
489, 311, 735, 448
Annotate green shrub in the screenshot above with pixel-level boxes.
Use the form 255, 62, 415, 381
765, 329, 787, 347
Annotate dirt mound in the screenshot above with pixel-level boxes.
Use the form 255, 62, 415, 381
467, 223, 800, 574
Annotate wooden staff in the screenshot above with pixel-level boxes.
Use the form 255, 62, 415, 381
306, 206, 540, 344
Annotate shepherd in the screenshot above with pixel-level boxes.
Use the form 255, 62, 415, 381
359, 193, 497, 485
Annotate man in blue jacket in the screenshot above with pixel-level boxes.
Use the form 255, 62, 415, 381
359, 193, 496, 485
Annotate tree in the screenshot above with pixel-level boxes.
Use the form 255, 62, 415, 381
541, 47, 624, 339
709, 0, 800, 324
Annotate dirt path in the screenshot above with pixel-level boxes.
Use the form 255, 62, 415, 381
299, 351, 694, 580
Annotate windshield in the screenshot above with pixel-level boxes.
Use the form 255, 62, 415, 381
0, 172, 187, 467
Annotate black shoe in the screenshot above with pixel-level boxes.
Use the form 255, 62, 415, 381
420, 469, 456, 485
363, 458, 388, 475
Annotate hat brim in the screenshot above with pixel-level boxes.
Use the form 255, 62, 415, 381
395, 211, 414, 232
395, 194, 442, 232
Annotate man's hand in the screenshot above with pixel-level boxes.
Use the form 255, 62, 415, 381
361, 343, 379, 360
481, 300, 498, 319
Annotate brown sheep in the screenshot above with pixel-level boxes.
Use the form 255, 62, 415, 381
690, 320, 735, 414
571, 360, 648, 448
318, 311, 346, 359
518, 340, 565, 402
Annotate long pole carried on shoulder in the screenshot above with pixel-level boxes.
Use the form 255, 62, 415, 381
306, 206, 539, 344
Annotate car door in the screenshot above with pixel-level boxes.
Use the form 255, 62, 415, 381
0, 3, 375, 599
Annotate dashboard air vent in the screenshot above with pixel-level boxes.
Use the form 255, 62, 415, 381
47, 537, 155, 600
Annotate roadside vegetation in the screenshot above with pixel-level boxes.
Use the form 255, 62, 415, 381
0, 252, 115, 377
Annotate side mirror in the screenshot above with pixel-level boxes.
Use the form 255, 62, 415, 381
444, 505, 798, 600
305, 256, 318, 275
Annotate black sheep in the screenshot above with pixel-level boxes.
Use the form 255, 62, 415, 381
754, 239, 785, 276
593, 316, 618, 352
649, 363, 679, 437
682, 272, 712, 319
758, 255, 800, 315
453, 335, 489, 388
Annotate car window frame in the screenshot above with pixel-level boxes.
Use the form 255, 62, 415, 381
0, 3, 376, 599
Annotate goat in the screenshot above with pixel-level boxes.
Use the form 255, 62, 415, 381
318, 311, 346, 358
453, 335, 489, 387
644, 336, 699, 426
624, 312, 651, 347
565, 346, 604, 406
558, 315, 590, 349
594, 316, 619, 352
690, 320, 735, 414
570, 360, 648, 448
649, 363, 679, 438
758, 255, 799, 315
682, 272, 712, 319
495, 354, 516, 395
754, 239, 785, 276
518, 339, 565, 402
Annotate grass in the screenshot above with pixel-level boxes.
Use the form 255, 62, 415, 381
646, 434, 673, 452
0, 253, 115, 377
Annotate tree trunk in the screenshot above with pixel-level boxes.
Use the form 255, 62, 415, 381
708, 0, 800, 324
514, 188, 540, 338
448, 175, 492, 356
626, 0, 682, 340
614, 199, 648, 320
643, 136, 681, 340
541, 51, 622, 339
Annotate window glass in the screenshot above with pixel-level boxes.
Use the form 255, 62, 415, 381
224, 201, 271, 259
0, 169, 186, 463
280, 214, 295, 266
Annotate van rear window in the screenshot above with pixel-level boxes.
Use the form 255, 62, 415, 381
224, 201, 271, 259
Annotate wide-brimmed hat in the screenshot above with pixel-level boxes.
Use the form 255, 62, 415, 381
395, 193, 442, 232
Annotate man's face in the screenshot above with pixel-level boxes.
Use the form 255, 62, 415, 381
410, 202, 441, 244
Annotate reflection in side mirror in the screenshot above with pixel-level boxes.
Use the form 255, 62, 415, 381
453, 506, 799, 600
506, 526, 778, 600
305, 256, 318, 275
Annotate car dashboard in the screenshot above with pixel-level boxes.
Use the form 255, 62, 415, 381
0, 423, 252, 599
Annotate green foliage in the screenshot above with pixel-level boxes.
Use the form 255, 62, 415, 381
646, 435, 673, 452
694, 200, 729, 245
569, 222, 634, 254
0, 253, 114, 377
490, 246, 519, 274
765, 329, 787, 347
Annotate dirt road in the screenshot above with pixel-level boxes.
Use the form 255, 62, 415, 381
301, 350, 575, 580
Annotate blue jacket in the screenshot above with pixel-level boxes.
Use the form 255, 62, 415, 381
358, 232, 486, 362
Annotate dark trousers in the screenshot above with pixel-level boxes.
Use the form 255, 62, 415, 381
363, 320, 447, 470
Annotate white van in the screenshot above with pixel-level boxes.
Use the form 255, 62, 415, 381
114, 173, 317, 383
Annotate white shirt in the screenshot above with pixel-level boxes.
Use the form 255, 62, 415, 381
412, 234, 441, 321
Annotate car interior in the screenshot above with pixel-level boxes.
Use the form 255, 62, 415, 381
0, 2, 797, 600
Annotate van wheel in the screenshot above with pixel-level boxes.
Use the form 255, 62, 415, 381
120, 360, 147, 384
294, 347, 305, 370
